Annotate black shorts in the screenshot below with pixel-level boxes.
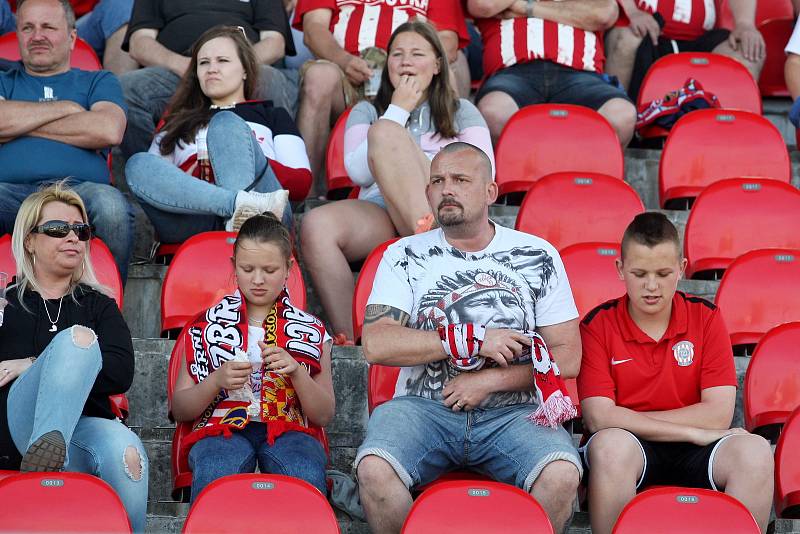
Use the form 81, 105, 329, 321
656, 29, 731, 55
580, 429, 734, 490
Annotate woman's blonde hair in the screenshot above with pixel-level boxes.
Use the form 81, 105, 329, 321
11, 181, 109, 305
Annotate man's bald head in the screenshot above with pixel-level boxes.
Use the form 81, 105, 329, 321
432, 142, 493, 183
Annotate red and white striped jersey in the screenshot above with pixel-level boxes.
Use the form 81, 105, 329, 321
293, 0, 469, 55
474, 16, 606, 77
617, 0, 720, 41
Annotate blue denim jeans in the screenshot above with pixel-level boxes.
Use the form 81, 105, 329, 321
355, 396, 582, 492
75, 0, 134, 58
0, 180, 134, 281
188, 422, 327, 502
6, 327, 149, 533
119, 66, 299, 158
126, 111, 292, 243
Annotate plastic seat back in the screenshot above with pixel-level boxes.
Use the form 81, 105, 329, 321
744, 322, 800, 440
560, 243, 624, 319
0, 32, 101, 70
775, 406, 800, 518
0, 234, 123, 308
160, 231, 306, 336
637, 52, 761, 115
402, 480, 554, 534
613, 486, 760, 533
368, 364, 401, 413
515, 172, 643, 251
684, 178, 800, 278
758, 18, 794, 97
718, 0, 794, 29
494, 104, 624, 203
352, 237, 399, 344
325, 107, 356, 199
183, 474, 339, 533
0, 472, 132, 533
658, 109, 790, 208
716, 249, 800, 351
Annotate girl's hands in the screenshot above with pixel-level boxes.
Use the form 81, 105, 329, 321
390, 74, 423, 112
213, 361, 252, 391
259, 342, 302, 377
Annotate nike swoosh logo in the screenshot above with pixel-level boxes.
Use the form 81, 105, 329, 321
611, 358, 633, 366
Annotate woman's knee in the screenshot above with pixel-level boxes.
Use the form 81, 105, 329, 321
208, 110, 248, 135
300, 205, 349, 251
45, 327, 101, 364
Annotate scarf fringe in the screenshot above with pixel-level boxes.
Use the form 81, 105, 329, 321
266, 420, 317, 445
528, 391, 578, 428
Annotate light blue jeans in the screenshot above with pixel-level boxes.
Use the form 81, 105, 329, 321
6, 327, 148, 533
126, 111, 293, 243
188, 422, 327, 502
0, 180, 134, 281
75, 0, 134, 58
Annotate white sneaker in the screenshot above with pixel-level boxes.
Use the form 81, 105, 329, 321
225, 189, 289, 232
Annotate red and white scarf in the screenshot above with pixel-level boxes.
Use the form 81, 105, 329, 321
526, 332, 577, 428
183, 289, 326, 447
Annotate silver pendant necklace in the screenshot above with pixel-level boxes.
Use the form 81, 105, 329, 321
42, 296, 64, 332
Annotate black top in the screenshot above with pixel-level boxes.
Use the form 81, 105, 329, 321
122, 0, 295, 57
0, 284, 135, 469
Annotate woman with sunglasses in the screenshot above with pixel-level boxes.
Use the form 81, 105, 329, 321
125, 25, 311, 240
0, 183, 148, 532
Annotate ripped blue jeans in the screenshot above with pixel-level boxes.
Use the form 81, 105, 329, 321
6, 327, 148, 532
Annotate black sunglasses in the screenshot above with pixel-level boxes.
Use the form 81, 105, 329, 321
31, 220, 94, 241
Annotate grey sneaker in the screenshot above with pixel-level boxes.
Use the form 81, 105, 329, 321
20, 430, 66, 472
225, 189, 289, 232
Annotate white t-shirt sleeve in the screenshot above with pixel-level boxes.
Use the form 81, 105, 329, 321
532, 244, 579, 327
786, 18, 800, 55
365, 241, 414, 315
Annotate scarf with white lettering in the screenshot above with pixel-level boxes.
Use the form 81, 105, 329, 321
182, 289, 325, 447
526, 331, 578, 427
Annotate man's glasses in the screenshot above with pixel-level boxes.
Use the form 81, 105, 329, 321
31, 220, 94, 241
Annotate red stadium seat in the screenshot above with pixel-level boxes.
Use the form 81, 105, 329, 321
167, 325, 330, 501
0, 33, 102, 70
514, 172, 643, 251
716, 249, 800, 352
352, 237, 399, 344
758, 18, 794, 97
718, 0, 794, 30
367, 363, 401, 413
744, 322, 800, 440
0, 470, 16, 482
613, 486, 759, 533
182, 474, 339, 533
638, 53, 761, 116
560, 243, 624, 319
0, 234, 123, 308
658, 109, 790, 208
325, 107, 357, 199
775, 406, 800, 518
160, 231, 306, 336
684, 178, 800, 279
0, 472, 132, 533
494, 105, 624, 203
402, 480, 554, 534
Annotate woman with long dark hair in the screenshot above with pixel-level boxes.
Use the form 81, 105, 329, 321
301, 20, 494, 341
125, 25, 311, 241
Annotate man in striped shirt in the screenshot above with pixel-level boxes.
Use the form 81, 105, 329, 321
606, 0, 765, 98
293, 0, 468, 197
468, 0, 636, 147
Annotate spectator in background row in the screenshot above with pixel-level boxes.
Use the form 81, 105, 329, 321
292, 0, 469, 197
118, 0, 296, 160
0, 183, 147, 532
578, 212, 774, 534
468, 0, 637, 147
4, 0, 138, 74
0, 0, 133, 281
1, 0, 13, 34
125, 26, 307, 243
301, 21, 493, 343
606, 0, 765, 101
784, 10, 800, 127
356, 142, 583, 534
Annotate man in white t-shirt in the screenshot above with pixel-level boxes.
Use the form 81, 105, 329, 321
355, 142, 583, 534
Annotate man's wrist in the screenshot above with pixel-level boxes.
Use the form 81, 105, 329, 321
526, 0, 535, 18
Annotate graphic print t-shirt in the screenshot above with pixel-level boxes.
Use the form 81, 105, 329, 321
367, 223, 578, 408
